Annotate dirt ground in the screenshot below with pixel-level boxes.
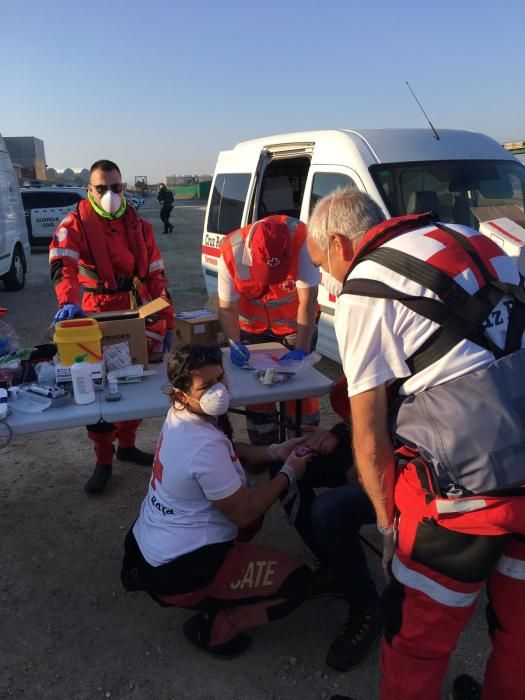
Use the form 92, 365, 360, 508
0, 201, 488, 699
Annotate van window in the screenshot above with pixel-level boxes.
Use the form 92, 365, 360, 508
257, 157, 310, 220
207, 173, 250, 234
309, 172, 357, 215
370, 160, 525, 228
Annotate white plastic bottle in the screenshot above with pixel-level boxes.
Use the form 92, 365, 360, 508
71, 354, 95, 405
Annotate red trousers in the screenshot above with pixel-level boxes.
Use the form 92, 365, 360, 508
381, 466, 525, 700
87, 419, 142, 464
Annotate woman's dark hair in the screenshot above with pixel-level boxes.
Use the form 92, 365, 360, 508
167, 344, 223, 398
166, 344, 232, 439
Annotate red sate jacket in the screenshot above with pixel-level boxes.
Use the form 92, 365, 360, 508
49, 199, 173, 329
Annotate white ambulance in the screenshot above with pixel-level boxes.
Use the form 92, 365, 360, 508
201, 129, 525, 360
0, 134, 30, 291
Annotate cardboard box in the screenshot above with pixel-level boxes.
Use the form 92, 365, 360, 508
478, 216, 525, 275
173, 309, 219, 350
55, 361, 106, 391
91, 298, 170, 367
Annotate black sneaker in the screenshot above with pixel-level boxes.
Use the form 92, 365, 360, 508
84, 464, 112, 494
183, 613, 251, 658
308, 567, 345, 599
116, 446, 153, 466
326, 607, 383, 671
451, 674, 482, 700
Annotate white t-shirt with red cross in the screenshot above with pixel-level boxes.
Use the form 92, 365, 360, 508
133, 407, 246, 567
335, 223, 522, 398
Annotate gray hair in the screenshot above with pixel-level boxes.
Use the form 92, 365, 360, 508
308, 188, 385, 250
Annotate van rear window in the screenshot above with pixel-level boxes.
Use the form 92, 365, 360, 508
207, 174, 250, 235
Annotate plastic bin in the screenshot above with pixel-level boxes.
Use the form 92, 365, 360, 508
53, 319, 102, 365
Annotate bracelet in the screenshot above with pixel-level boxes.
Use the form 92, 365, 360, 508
268, 443, 280, 461
278, 463, 296, 489
377, 521, 394, 535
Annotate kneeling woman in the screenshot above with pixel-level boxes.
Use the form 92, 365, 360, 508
121, 344, 311, 657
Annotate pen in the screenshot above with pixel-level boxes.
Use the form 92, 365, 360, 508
228, 338, 250, 360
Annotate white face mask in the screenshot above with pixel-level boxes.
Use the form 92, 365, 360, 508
199, 383, 230, 416
100, 190, 122, 214
321, 244, 343, 297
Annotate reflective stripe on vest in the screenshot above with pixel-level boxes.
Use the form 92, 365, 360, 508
49, 247, 80, 261
239, 313, 298, 330
251, 293, 298, 309
392, 555, 481, 607
149, 259, 164, 273
231, 229, 252, 281
495, 554, 525, 580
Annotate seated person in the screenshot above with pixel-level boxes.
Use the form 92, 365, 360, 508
263, 377, 381, 673
121, 344, 311, 658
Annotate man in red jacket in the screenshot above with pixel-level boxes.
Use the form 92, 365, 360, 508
49, 159, 174, 494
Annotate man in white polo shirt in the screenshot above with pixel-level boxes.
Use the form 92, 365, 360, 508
307, 188, 525, 700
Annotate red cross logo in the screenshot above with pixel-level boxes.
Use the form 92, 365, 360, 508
150, 433, 164, 491
267, 257, 280, 268
424, 228, 503, 287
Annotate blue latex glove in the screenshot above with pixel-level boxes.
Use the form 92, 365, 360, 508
53, 304, 86, 322
230, 341, 251, 367
279, 349, 309, 362
163, 330, 174, 353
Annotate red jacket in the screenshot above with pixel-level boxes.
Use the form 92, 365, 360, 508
49, 198, 173, 330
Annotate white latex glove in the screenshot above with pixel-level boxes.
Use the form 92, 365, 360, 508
268, 437, 307, 463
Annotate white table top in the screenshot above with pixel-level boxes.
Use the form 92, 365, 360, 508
5, 395, 102, 436
101, 344, 333, 422
5, 343, 333, 434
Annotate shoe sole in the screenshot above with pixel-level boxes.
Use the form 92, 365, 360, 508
182, 619, 251, 659
326, 633, 381, 673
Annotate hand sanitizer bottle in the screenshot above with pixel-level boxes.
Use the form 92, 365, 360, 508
71, 354, 95, 405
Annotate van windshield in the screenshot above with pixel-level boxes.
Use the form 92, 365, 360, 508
370, 160, 525, 228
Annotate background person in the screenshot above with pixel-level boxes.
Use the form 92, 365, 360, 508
218, 215, 320, 444
307, 187, 525, 700
49, 159, 174, 495
157, 183, 174, 234
121, 344, 311, 657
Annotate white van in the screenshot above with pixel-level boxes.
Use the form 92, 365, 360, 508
0, 134, 30, 291
201, 129, 525, 360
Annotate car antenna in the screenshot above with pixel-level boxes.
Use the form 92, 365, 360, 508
406, 81, 440, 140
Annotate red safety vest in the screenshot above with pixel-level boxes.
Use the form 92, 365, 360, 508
220, 216, 309, 336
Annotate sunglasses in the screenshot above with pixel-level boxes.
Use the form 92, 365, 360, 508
91, 183, 125, 195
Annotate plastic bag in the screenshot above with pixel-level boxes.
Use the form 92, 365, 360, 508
0, 319, 20, 359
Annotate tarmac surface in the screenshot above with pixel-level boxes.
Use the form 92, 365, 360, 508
0, 199, 488, 699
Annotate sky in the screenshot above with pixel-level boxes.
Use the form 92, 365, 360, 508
2, 0, 524, 183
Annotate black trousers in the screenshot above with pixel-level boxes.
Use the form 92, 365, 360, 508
160, 205, 173, 230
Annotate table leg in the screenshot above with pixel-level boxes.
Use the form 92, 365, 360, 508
278, 402, 286, 442
294, 399, 302, 437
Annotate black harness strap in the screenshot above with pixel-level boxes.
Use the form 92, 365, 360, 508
342, 223, 525, 386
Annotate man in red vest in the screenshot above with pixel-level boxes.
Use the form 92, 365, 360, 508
49, 159, 174, 495
307, 188, 525, 700
219, 216, 320, 444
